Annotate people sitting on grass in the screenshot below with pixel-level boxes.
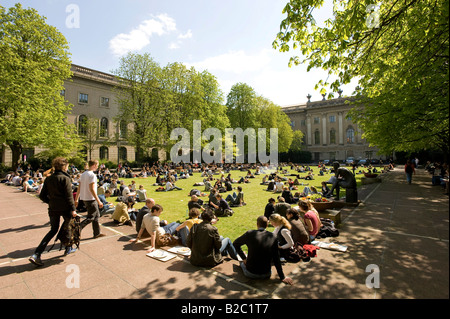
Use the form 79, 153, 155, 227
186, 209, 238, 267
211, 193, 234, 217
165, 180, 182, 191
281, 186, 298, 204
232, 216, 293, 285
273, 196, 291, 218
188, 195, 205, 212
111, 196, 135, 226
321, 181, 331, 197
99, 190, 115, 215
130, 204, 181, 253
225, 186, 245, 207
136, 184, 147, 202
176, 207, 202, 246
264, 197, 276, 219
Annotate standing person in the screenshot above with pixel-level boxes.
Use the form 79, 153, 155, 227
29, 157, 79, 266
232, 216, 293, 285
74, 160, 105, 239
405, 160, 416, 184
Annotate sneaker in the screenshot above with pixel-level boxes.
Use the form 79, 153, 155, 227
29, 254, 44, 266
64, 247, 77, 256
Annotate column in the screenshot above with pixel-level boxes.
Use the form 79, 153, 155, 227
306, 114, 312, 145
338, 112, 344, 145
322, 114, 327, 145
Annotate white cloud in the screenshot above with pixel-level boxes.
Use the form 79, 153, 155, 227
169, 42, 180, 50
188, 49, 272, 74
178, 29, 193, 39
109, 13, 177, 56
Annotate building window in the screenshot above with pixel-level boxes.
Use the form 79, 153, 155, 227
290, 121, 295, 128
79, 93, 88, 104
78, 115, 88, 136
346, 127, 355, 144
300, 119, 306, 126
330, 129, 336, 144
99, 146, 109, 160
119, 120, 127, 139
101, 97, 110, 107
119, 147, 127, 161
60, 90, 65, 97
314, 130, 320, 145
314, 117, 320, 124
100, 117, 108, 138
329, 115, 336, 123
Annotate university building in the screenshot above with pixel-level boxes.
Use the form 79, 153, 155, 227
1, 64, 162, 167
1, 64, 380, 167
282, 94, 381, 162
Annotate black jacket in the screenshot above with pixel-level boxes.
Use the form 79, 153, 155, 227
39, 170, 76, 215
233, 228, 285, 280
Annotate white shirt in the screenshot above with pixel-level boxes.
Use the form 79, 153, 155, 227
79, 170, 97, 201
273, 226, 294, 250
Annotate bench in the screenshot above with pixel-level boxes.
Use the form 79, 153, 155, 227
319, 209, 341, 226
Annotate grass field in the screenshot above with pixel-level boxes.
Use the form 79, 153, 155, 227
106, 165, 366, 242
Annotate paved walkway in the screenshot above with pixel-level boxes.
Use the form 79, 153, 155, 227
0, 167, 448, 300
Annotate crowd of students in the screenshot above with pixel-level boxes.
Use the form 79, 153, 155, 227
4, 156, 447, 286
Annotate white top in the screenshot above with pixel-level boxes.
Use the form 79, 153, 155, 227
273, 227, 294, 250
79, 170, 97, 201
142, 214, 165, 237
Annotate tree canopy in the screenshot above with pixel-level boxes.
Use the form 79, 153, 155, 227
273, 0, 449, 157
0, 3, 78, 169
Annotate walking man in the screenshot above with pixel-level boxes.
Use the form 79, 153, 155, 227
29, 157, 78, 266
75, 160, 105, 239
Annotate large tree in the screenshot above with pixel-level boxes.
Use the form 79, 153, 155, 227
273, 0, 449, 158
112, 53, 169, 161
0, 3, 77, 169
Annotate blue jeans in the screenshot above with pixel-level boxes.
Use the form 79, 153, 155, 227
406, 173, 412, 184
178, 226, 189, 246
225, 192, 237, 202
239, 261, 271, 279
163, 222, 180, 235
219, 236, 238, 260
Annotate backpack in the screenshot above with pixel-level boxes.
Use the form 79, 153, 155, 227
48, 215, 81, 252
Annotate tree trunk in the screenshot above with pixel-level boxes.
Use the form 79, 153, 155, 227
9, 141, 22, 171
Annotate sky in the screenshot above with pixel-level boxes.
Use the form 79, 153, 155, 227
3, 0, 358, 107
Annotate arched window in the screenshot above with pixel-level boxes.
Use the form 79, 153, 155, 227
119, 121, 127, 139
329, 129, 336, 144
346, 127, 355, 144
99, 146, 109, 160
314, 130, 320, 145
100, 117, 108, 138
78, 115, 87, 136
119, 147, 127, 161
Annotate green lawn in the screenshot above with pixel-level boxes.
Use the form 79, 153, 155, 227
106, 165, 365, 242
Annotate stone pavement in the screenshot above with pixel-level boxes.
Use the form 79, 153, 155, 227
0, 167, 448, 300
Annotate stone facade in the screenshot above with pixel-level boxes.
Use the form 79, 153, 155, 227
1, 64, 164, 167
282, 96, 381, 162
